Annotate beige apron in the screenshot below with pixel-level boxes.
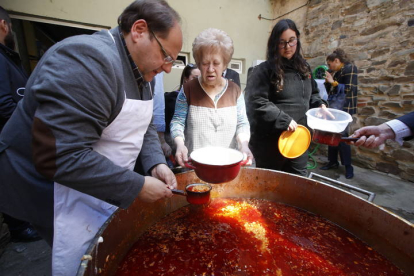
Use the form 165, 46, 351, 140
52, 30, 154, 276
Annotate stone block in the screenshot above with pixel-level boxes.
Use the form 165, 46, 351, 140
309, 0, 323, 5
360, 23, 391, 36
371, 60, 386, 66
392, 149, 414, 162
402, 95, 414, 100
359, 106, 376, 116
365, 116, 388, 126
332, 20, 342, 30
404, 61, 414, 75
402, 100, 413, 106
342, 2, 368, 16
393, 76, 414, 83
328, 40, 339, 50
372, 96, 387, 102
367, 0, 392, 8
382, 102, 402, 108
378, 85, 388, 93
387, 60, 406, 68
376, 162, 401, 175
354, 18, 367, 27
390, 49, 414, 59
386, 85, 401, 96
371, 49, 390, 59
378, 110, 399, 119
354, 52, 370, 61
307, 56, 326, 69
400, 172, 414, 183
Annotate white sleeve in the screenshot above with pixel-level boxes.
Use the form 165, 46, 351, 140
385, 119, 412, 145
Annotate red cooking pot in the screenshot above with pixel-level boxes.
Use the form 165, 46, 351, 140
171, 183, 212, 205
185, 147, 248, 184
313, 129, 358, 146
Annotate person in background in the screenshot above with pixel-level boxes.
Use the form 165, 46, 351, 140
152, 72, 173, 159
0, 0, 182, 274
164, 63, 200, 160
352, 112, 413, 148
245, 19, 326, 176
0, 6, 41, 242
170, 28, 253, 167
223, 67, 240, 87
320, 48, 358, 179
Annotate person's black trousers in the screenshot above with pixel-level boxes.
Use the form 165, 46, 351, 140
327, 129, 352, 166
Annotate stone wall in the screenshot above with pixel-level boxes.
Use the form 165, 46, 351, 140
275, 0, 414, 181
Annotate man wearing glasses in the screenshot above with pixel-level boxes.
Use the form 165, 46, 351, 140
0, 0, 182, 275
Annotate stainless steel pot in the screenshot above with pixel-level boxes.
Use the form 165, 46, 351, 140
77, 168, 414, 275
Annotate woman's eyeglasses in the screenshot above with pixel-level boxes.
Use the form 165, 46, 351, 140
279, 38, 298, 49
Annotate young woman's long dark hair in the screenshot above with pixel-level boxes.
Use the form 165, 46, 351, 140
266, 19, 309, 92
178, 63, 198, 90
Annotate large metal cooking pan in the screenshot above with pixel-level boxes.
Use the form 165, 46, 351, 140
77, 168, 414, 275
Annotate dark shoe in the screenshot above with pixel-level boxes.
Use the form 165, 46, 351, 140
320, 162, 339, 170
10, 226, 42, 242
345, 165, 354, 179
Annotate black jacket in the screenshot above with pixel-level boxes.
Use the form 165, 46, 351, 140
398, 112, 414, 141
245, 59, 325, 138
223, 68, 241, 87
245, 59, 326, 171
0, 44, 28, 132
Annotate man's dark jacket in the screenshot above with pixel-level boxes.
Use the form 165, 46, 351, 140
0, 43, 28, 132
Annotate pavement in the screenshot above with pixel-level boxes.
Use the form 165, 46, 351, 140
0, 154, 413, 276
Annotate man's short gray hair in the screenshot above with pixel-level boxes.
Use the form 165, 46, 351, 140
192, 28, 234, 66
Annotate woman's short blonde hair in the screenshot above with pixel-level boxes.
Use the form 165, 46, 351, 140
192, 28, 234, 66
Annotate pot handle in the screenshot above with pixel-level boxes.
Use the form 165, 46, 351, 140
170, 189, 186, 196
340, 137, 359, 142
308, 172, 376, 202
184, 160, 196, 170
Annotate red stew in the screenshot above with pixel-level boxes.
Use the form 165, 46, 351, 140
312, 129, 340, 146
116, 198, 405, 276
186, 184, 210, 205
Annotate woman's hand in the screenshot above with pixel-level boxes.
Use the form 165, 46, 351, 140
316, 104, 335, 120
240, 143, 254, 166
174, 137, 188, 167
325, 71, 334, 84
287, 119, 297, 131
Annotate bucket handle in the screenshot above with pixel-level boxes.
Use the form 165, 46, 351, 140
308, 172, 376, 202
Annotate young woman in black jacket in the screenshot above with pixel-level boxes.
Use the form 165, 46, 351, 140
245, 19, 327, 176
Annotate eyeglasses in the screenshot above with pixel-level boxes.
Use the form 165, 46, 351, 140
187, 63, 195, 68
279, 37, 298, 49
150, 29, 175, 64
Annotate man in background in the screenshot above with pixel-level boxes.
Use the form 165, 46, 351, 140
223, 67, 241, 87
0, 6, 41, 244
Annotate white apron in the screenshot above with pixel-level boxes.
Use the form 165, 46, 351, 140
52, 94, 153, 275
